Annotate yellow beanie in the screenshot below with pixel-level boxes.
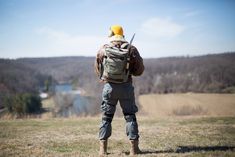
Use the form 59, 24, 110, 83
108, 25, 126, 42
110, 25, 124, 36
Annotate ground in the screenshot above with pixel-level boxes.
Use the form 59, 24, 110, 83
139, 93, 235, 117
0, 116, 235, 157
1, 93, 235, 156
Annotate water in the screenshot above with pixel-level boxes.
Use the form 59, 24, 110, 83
55, 83, 73, 93
54, 83, 91, 117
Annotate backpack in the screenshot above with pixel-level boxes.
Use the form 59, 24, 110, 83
101, 43, 130, 83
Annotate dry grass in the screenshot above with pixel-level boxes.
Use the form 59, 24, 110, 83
1, 94, 235, 156
41, 97, 55, 119
139, 93, 235, 117
0, 116, 235, 156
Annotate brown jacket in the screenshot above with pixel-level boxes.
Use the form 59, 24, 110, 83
95, 41, 144, 82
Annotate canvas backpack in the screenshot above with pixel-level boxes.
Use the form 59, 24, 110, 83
101, 42, 130, 83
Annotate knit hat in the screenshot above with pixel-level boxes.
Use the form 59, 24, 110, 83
108, 25, 126, 42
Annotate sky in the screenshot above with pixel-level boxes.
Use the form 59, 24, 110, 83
0, 0, 235, 58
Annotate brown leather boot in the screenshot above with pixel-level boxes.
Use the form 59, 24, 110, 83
99, 140, 107, 156
130, 140, 141, 156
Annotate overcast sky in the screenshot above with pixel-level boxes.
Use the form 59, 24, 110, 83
0, 0, 235, 58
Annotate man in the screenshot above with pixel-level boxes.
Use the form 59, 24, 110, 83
95, 25, 144, 156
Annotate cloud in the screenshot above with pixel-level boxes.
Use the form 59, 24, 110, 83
140, 17, 185, 38
35, 27, 106, 56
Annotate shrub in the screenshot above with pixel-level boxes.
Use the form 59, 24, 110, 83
222, 86, 235, 93
4, 93, 42, 115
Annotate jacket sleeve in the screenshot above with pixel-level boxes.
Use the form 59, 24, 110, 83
94, 45, 106, 77
129, 46, 145, 76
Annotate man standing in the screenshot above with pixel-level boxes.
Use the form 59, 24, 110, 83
95, 25, 144, 156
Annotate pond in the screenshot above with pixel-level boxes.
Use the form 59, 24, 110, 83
54, 83, 92, 117
55, 83, 73, 93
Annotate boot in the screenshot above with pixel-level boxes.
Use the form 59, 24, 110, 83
130, 140, 141, 156
99, 140, 107, 156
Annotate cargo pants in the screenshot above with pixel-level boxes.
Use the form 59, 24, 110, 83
99, 82, 139, 140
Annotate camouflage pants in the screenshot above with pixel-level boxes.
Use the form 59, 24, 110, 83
99, 82, 139, 140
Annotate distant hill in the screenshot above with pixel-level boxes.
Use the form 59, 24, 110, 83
18, 52, 235, 95
0, 59, 49, 93
1, 52, 235, 101
136, 52, 235, 94
17, 56, 99, 96
0, 59, 49, 108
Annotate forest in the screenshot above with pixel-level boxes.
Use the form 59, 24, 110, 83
1, 52, 235, 113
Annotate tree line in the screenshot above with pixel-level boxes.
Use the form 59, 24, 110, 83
135, 53, 235, 95
0, 59, 48, 116
1, 52, 235, 116
16, 52, 235, 96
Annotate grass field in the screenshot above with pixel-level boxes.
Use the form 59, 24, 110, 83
0, 93, 235, 156
0, 116, 235, 157
139, 93, 235, 117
